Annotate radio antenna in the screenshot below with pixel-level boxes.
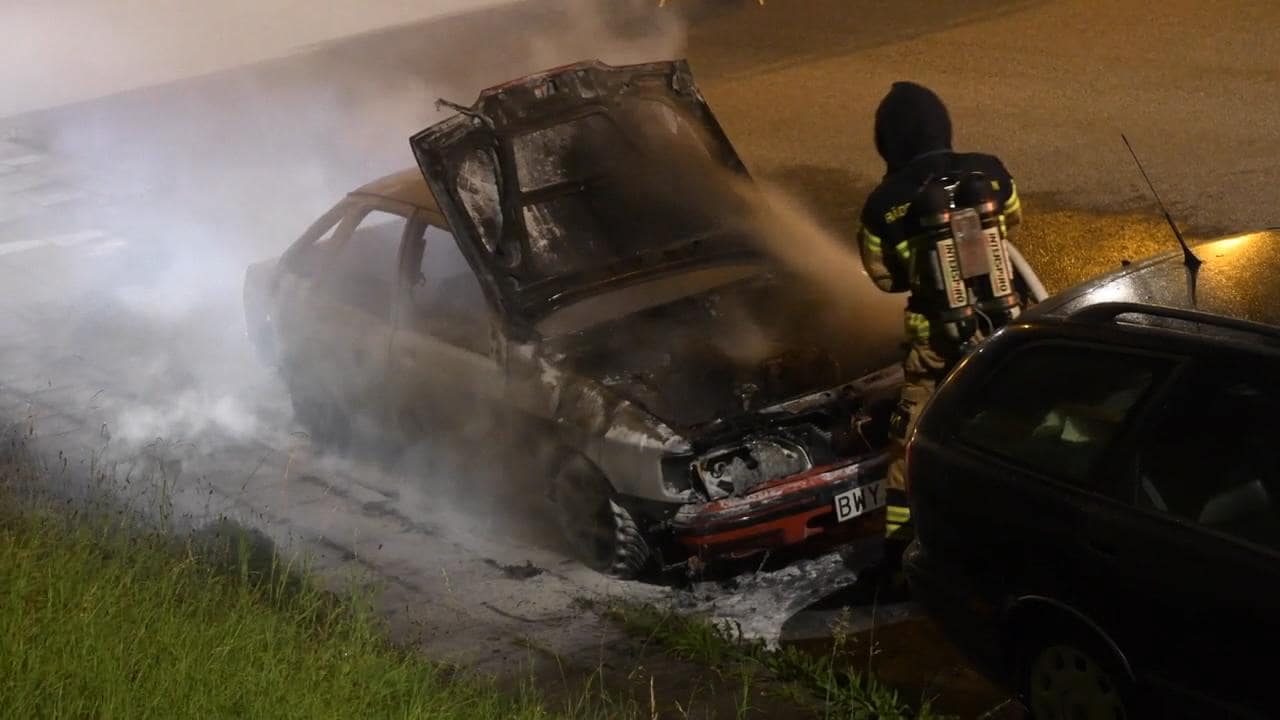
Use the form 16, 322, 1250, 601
1122, 133, 1201, 269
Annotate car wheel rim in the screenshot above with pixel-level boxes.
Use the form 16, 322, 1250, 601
1029, 644, 1126, 720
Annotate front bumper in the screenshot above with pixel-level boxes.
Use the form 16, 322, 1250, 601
670, 452, 889, 559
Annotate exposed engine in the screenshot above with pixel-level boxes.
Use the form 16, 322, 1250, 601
694, 435, 812, 500
674, 380, 895, 501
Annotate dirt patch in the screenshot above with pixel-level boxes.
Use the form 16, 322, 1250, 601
484, 558, 546, 580
783, 611, 1023, 718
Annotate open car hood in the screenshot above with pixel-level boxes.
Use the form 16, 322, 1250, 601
411, 59, 757, 336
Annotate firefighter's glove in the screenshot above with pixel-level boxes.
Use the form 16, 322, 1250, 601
888, 401, 912, 442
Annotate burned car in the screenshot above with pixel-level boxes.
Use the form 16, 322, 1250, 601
243, 60, 906, 578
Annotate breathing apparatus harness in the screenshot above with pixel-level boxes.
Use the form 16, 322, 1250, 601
902, 171, 1023, 354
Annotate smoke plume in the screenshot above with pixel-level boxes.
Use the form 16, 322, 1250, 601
0, 0, 687, 535
2, 1, 905, 581
3, 0, 684, 445
615, 105, 905, 363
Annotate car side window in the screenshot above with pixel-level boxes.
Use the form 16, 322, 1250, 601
956, 344, 1169, 490
317, 208, 408, 322
1136, 359, 1280, 551
406, 225, 491, 354
281, 207, 346, 279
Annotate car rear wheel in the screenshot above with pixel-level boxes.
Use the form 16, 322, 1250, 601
1021, 639, 1131, 720
548, 454, 652, 580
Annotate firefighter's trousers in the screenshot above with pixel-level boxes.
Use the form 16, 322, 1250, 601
884, 339, 953, 550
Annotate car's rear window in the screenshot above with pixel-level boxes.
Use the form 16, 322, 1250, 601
955, 343, 1173, 490
1137, 357, 1280, 552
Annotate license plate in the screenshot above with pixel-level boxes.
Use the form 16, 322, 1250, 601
834, 481, 885, 523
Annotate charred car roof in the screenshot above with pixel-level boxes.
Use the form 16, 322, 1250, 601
350, 168, 443, 214
409, 59, 761, 338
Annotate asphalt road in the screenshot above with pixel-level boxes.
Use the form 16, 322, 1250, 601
11, 0, 1274, 289
688, 0, 1280, 223
4, 0, 1280, 715
678, 0, 1280, 290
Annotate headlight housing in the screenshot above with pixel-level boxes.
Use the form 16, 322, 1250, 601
693, 436, 812, 500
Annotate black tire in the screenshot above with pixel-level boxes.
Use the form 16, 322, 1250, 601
288, 378, 351, 450
547, 453, 652, 580
1017, 627, 1134, 720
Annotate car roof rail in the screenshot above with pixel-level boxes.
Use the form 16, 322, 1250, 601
1070, 301, 1280, 343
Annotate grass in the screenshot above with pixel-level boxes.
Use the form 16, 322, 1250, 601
604, 601, 949, 720
0, 421, 645, 720
0, 427, 747, 720
0, 504, 577, 719
0, 421, 940, 720
0, 497, 788, 720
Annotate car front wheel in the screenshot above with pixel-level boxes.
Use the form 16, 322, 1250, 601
1022, 639, 1132, 720
285, 373, 351, 450
548, 453, 652, 580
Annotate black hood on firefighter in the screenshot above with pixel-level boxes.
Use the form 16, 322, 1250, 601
873, 81, 953, 176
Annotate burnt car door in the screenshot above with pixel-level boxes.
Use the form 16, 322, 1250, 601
939, 339, 1179, 609
281, 200, 413, 424
409, 60, 756, 341
1105, 351, 1280, 716
389, 217, 505, 446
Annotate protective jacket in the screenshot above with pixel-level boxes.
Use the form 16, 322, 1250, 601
857, 82, 1023, 346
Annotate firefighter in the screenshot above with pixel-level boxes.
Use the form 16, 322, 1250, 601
850, 81, 1027, 601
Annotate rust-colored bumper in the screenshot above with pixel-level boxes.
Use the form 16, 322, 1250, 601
670, 453, 890, 560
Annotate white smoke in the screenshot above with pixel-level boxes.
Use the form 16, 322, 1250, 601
2, 0, 687, 452
115, 391, 262, 445
0, 0, 516, 118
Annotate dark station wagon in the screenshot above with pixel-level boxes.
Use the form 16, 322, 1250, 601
904, 231, 1280, 718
